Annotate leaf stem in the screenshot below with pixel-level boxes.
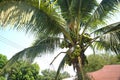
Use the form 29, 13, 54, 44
50, 52, 66, 65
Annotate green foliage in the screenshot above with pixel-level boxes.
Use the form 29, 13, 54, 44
84, 53, 120, 72
59, 40, 69, 49
7, 61, 40, 80
0, 76, 5, 80
0, 54, 8, 80
61, 71, 70, 79
0, 54, 8, 69
41, 69, 70, 80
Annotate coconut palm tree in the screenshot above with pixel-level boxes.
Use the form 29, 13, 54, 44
0, 0, 120, 80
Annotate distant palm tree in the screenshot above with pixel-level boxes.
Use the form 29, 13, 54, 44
0, 0, 120, 80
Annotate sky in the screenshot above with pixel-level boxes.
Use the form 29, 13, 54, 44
0, 27, 34, 59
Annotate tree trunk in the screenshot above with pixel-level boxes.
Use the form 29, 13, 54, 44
76, 56, 85, 80
76, 64, 82, 80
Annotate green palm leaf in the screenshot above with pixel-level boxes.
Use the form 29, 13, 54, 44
57, 0, 97, 22
4, 36, 61, 68
93, 31, 120, 54
86, 0, 120, 30
0, 35, 61, 75
91, 22, 120, 54
0, 0, 74, 44
55, 54, 68, 80
0, 1, 64, 35
91, 21, 120, 35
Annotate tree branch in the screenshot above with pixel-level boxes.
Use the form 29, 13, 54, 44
84, 36, 99, 50
50, 52, 66, 65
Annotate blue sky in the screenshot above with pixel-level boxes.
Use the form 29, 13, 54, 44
0, 27, 34, 59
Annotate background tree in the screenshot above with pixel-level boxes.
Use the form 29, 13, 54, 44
0, 54, 8, 80
74, 53, 120, 80
0, 0, 120, 80
40, 69, 70, 80
0, 54, 8, 69
6, 61, 40, 80
0, 54, 70, 80
84, 53, 120, 72
0, 76, 5, 80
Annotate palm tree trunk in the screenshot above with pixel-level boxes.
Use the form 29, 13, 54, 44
76, 56, 85, 80
76, 64, 81, 80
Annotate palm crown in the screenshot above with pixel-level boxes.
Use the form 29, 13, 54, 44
0, 0, 120, 79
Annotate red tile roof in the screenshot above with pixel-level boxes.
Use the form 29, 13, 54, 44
87, 65, 120, 80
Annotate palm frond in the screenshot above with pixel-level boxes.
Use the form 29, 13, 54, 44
70, 0, 98, 22
0, 36, 61, 75
10, 37, 60, 65
86, 0, 120, 30
0, 0, 75, 44
88, 22, 120, 54
97, 0, 120, 19
55, 47, 74, 79
32, 36, 61, 52
0, 1, 65, 35
57, 0, 72, 22
107, 32, 120, 54
55, 54, 68, 80
91, 21, 120, 36
93, 41, 112, 51
57, 0, 97, 23
93, 32, 120, 54
1, 36, 61, 73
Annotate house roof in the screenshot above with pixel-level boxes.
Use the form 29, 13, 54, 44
87, 65, 120, 80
